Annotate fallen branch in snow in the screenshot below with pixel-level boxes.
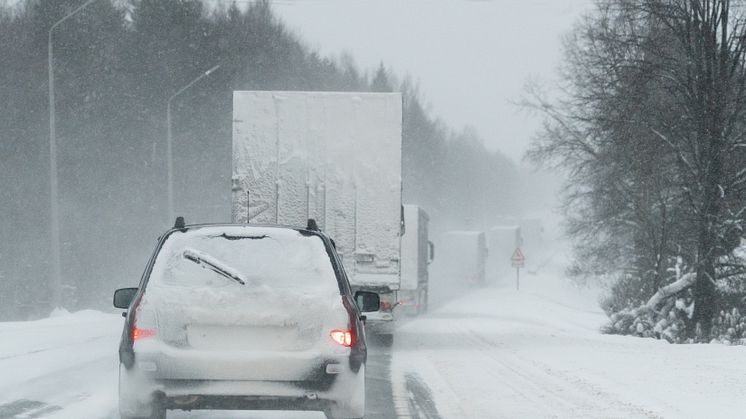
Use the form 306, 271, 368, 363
604, 272, 702, 341
643, 272, 696, 311
616, 273, 697, 320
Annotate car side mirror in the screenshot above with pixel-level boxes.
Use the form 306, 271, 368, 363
113, 287, 138, 309
355, 291, 380, 313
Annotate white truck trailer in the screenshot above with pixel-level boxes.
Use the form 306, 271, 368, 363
435, 231, 487, 287
231, 91, 403, 344
399, 204, 434, 315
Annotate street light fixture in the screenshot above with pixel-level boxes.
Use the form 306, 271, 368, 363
166, 64, 221, 223
48, 0, 101, 309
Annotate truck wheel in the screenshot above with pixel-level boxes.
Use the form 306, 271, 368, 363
378, 333, 394, 347
417, 290, 427, 315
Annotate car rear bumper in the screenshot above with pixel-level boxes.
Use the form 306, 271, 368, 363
164, 394, 333, 412
129, 339, 355, 380
120, 364, 365, 417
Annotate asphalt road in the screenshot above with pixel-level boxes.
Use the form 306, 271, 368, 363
364, 326, 442, 419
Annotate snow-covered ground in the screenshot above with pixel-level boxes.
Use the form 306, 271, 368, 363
3, 251, 746, 418
393, 258, 746, 419
0, 310, 122, 418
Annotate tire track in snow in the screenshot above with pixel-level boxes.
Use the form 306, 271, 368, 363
0, 351, 118, 419
404, 374, 441, 419
0, 400, 61, 419
459, 324, 663, 418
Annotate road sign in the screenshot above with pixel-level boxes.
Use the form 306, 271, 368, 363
511, 247, 525, 291
511, 247, 525, 268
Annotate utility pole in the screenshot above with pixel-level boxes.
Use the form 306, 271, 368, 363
48, 0, 101, 309
166, 64, 220, 223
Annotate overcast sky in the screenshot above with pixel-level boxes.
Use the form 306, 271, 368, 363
272, 0, 596, 162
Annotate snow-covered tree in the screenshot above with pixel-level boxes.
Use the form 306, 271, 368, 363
529, 0, 746, 341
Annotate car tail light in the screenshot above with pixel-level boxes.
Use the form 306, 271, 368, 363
330, 329, 353, 347
128, 293, 155, 342
132, 327, 155, 341
335, 297, 357, 348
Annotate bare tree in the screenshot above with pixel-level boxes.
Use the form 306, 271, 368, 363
529, 0, 746, 340
638, 0, 746, 337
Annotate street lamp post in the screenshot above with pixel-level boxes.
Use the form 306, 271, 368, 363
48, 0, 101, 309
166, 65, 220, 223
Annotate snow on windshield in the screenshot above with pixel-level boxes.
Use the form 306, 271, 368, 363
149, 226, 339, 294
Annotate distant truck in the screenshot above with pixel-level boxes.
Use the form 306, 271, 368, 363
515, 218, 544, 269
231, 90, 403, 345
437, 231, 487, 286
399, 204, 434, 315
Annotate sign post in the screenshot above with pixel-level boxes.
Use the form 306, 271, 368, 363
511, 247, 525, 291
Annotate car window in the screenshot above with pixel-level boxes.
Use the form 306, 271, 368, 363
147, 227, 340, 296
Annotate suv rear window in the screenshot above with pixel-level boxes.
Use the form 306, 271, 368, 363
147, 226, 340, 296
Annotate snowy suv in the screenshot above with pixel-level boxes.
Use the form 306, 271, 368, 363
113, 221, 378, 419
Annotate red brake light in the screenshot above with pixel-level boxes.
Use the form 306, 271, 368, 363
127, 293, 155, 342
330, 329, 353, 347
132, 327, 155, 341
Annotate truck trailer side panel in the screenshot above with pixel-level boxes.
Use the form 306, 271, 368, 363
231, 91, 403, 290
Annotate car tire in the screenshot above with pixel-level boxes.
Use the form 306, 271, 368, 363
119, 392, 166, 419
120, 403, 165, 419
119, 365, 166, 419
150, 404, 166, 419
325, 410, 363, 419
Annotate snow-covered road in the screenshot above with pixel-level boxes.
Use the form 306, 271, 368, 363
392, 267, 746, 419
3, 265, 746, 418
0, 310, 121, 418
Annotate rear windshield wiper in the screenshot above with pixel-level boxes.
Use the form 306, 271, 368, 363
182, 248, 249, 286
